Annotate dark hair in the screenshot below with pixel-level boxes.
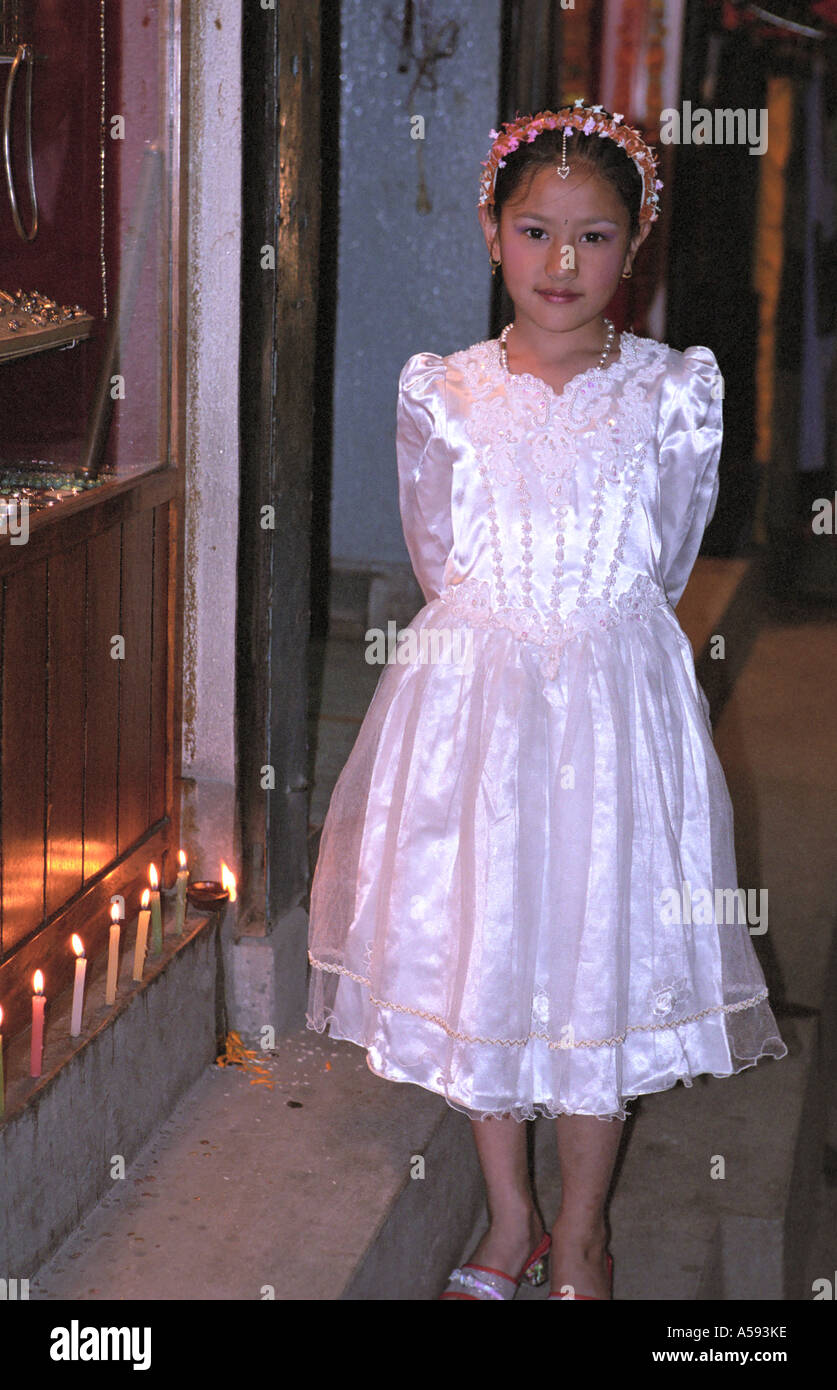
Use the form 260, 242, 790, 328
490, 120, 643, 242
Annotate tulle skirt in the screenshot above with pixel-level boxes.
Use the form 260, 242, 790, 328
306, 594, 787, 1122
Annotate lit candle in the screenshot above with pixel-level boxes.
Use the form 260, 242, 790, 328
30, 970, 45, 1077
105, 904, 121, 1005
133, 888, 151, 980
149, 862, 163, 955
0, 1004, 5, 1120
174, 849, 189, 935
221, 862, 237, 902
70, 934, 87, 1035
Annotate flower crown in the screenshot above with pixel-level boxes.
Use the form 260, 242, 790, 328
478, 101, 663, 227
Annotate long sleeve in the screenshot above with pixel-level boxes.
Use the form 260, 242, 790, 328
657, 345, 724, 609
396, 352, 453, 604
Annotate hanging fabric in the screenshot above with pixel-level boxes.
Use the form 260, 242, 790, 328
753, 76, 793, 472
597, 0, 686, 338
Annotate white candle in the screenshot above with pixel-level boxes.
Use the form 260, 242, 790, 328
133, 888, 151, 980
70, 935, 87, 1035
30, 970, 45, 1077
174, 849, 188, 935
105, 904, 121, 1005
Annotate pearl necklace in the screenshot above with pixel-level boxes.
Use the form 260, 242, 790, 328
499, 317, 617, 375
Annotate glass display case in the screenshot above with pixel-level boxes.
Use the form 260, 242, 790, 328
1, 0, 178, 502
0, 0, 185, 1043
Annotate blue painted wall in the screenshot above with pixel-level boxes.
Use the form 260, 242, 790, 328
331, 0, 502, 569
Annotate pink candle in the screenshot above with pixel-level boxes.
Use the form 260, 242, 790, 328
30, 970, 45, 1077
70, 935, 87, 1036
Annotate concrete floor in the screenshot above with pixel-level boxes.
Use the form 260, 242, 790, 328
29, 559, 837, 1301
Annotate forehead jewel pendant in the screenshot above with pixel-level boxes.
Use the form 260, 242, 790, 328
556, 126, 570, 180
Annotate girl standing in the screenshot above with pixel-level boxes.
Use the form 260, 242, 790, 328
306, 103, 787, 1300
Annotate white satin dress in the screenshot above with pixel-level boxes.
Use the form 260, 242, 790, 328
306, 330, 787, 1122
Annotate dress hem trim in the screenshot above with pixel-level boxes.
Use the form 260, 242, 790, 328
308, 952, 773, 1050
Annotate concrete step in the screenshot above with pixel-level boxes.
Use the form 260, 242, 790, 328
29, 1026, 485, 1301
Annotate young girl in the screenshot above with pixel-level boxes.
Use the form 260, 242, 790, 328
306, 103, 787, 1301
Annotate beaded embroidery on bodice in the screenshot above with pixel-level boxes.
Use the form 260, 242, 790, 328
441, 332, 670, 634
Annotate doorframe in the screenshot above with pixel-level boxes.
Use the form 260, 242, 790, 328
236, 0, 322, 964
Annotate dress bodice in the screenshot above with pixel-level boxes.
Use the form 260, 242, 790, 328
395, 332, 723, 628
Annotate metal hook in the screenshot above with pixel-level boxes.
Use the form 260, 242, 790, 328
3, 42, 39, 240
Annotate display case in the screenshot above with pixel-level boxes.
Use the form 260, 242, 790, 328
0, 0, 185, 1041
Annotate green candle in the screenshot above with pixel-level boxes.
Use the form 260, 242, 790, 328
174, 850, 188, 935
149, 863, 163, 955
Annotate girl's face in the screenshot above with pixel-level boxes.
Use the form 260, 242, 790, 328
479, 163, 650, 341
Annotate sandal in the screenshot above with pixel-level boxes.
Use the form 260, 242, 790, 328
440, 1230, 551, 1300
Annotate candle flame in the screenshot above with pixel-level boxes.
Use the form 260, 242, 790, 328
149, 863, 159, 889
0, 1003, 3, 1028
141, 888, 151, 908
71, 933, 85, 957
33, 969, 44, 994
111, 902, 121, 924
178, 848, 187, 869
221, 862, 237, 901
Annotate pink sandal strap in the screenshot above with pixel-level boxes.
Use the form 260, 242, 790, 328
444, 1263, 517, 1300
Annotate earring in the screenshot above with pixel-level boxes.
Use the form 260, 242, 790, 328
490, 255, 501, 276
621, 267, 633, 279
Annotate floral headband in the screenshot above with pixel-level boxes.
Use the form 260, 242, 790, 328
478, 101, 663, 227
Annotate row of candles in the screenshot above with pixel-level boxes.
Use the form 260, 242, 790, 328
0, 855, 237, 1118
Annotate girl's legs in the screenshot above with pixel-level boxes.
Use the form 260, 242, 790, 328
465, 1111, 624, 1297
550, 1113, 624, 1298
466, 1115, 545, 1275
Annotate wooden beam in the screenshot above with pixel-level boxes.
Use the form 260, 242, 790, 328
237, 0, 321, 935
